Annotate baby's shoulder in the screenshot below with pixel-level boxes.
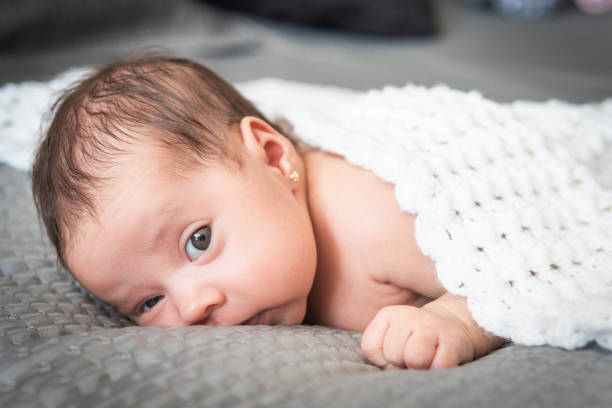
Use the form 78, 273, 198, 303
303, 150, 437, 289
303, 151, 442, 329
303, 150, 398, 232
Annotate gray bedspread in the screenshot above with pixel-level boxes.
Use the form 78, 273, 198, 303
1, 163, 611, 407
1, 0, 612, 406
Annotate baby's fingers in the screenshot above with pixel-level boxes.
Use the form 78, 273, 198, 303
430, 332, 474, 369
382, 321, 415, 367
361, 315, 391, 368
430, 344, 461, 369
403, 329, 439, 369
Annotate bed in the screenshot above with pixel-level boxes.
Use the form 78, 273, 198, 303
1, 1, 612, 406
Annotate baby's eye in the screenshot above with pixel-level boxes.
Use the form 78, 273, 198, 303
139, 295, 164, 314
186, 225, 212, 260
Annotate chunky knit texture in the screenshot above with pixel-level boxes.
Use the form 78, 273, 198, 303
2, 73, 611, 350
240, 79, 612, 350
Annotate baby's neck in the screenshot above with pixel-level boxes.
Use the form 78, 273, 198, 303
301, 150, 380, 330
301, 149, 337, 324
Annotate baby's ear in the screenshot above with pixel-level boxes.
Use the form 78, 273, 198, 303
239, 116, 295, 177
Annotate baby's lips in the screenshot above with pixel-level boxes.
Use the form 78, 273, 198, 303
242, 310, 267, 326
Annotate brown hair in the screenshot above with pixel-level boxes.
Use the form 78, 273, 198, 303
31, 54, 271, 268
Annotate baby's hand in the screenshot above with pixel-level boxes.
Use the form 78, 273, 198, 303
361, 304, 475, 370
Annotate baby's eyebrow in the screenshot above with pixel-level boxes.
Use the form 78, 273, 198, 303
143, 205, 180, 253
104, 284, 132, 316
117, 295, 130, 315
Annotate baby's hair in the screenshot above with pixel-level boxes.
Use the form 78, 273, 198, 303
31, 54, 272, 268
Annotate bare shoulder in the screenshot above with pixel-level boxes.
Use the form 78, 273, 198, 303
303, 150, 444, 300
303, 149, 400, 226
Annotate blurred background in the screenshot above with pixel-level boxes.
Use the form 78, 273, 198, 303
0, 0, 611, 102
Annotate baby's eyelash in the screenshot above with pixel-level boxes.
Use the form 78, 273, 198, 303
137, 294, 164, 315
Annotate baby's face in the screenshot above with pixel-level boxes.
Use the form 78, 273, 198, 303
66, 128, 317, 326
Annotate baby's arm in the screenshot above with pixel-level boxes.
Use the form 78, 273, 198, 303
361, 293, 505, 370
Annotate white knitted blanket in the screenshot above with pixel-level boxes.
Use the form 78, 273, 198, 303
2, 72, 612, 350
239, 80, 612, 351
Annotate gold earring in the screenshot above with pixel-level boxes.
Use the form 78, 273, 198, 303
289, 170, 300, 183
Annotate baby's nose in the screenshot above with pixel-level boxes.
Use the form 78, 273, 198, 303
177, 287, 227, 325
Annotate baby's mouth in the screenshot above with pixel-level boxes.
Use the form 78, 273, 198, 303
242, 310, 268, 326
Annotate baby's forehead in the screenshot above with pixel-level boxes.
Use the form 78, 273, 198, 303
97, 129, 203, 173
78, 121, 244, 222
101, 141, 194, 190
72, 146, 193, 246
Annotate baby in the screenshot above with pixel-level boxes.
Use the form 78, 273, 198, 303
31, 55, 504, 370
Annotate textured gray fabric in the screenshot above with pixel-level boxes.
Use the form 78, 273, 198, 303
1, 162, 612, 407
